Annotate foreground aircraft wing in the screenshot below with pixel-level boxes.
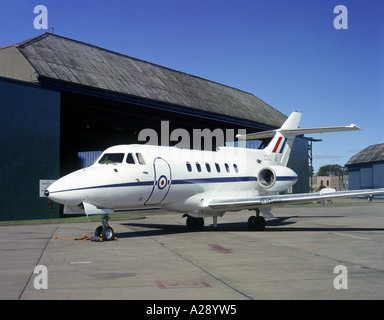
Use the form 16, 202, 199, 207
209, 188, 384, 212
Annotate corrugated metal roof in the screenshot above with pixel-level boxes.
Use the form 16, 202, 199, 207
345, 143, 384, 166
13, 33, 286, 128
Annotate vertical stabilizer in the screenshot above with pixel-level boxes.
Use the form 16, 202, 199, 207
264, 111, 302, 166
281, 111, 302, 130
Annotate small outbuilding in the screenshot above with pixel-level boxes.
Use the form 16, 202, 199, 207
345, 143, 384, 190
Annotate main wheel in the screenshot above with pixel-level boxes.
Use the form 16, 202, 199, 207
248, 216, 266, 231
95, 225, 103, 237
195, 217, 204, 229
186, 217, 204, 230
102, 226, 115, 241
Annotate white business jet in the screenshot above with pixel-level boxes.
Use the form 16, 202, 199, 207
45, 111, 384, 240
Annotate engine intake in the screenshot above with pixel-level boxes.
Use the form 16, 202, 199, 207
257, 166, 298, 192
258, 168, 276, 188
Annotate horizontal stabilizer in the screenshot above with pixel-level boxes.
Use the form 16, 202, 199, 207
237, 124, 360, 141
280, 124, 360, 136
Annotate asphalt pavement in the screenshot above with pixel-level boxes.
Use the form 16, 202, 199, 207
1, 202, 384, 300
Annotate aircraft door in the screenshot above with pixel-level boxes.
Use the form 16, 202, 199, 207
144, 157, 172, 205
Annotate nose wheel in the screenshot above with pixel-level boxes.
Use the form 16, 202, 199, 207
95, 214, 116, 241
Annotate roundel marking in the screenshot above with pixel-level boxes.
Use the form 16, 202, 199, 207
158, 175, 168, 190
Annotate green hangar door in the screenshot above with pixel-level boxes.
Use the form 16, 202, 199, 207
0, 78, 60, 221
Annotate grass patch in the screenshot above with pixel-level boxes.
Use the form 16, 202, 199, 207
0, 214, 139, 226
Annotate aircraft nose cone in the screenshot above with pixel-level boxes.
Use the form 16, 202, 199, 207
44, 190, 50, 197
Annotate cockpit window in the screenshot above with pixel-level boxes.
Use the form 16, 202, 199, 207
98, 153, 125, 164
136, 153, 146, 165
126, 153, 136, 164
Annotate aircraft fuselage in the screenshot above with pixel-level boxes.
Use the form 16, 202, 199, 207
46, 144, 297, 216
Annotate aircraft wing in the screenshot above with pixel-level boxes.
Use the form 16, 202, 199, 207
209, 188, 384, 212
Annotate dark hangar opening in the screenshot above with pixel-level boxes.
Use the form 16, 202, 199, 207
60, 90, 262, 175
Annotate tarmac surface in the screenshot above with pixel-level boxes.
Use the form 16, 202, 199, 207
1, 202, 384, 300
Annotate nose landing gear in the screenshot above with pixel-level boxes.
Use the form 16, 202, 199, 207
95, 214, 116, 241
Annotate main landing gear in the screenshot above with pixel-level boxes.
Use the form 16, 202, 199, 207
95, 214, 116, 241
184, 214, 222, 230
186, 216, 205, 230
184, 211, 266, 231
248, 209, 266, 231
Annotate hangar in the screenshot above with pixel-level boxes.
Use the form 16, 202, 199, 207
345, 143, 384, 190
0, 33, 308, 221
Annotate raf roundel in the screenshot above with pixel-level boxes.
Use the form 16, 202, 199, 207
158, 175, 168, 190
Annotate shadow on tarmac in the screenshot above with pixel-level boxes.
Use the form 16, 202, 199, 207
115, 216, 384, 239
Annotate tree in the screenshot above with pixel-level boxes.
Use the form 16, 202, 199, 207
316, 164, 344, 176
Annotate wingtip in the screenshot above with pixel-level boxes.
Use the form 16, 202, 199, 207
349, 124, 361, 130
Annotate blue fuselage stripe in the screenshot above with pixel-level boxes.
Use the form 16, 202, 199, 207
276, 176, 297, 181
50, 176, 296, 194
172, 176, 257, 184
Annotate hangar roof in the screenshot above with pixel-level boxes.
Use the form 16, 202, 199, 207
5, 33, 286, 128
345, 143, 384, 166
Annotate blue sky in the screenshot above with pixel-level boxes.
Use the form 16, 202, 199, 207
1, 0, 383, 173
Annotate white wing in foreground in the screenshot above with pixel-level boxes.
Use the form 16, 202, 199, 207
209, 188, 384, 212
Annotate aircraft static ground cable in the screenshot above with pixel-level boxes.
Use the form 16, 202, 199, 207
52, 234, 118, 242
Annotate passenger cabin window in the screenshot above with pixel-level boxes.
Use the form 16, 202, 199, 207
205, 163, 211, 172
186, 162, 192, 172
233, 164, 239, 173
196, 162, 201, 172
126, 153, 136, 164
136, 153, 146, 165
98, 153, 125, 164
225, 163, 230, 173
215, 163, 221, 173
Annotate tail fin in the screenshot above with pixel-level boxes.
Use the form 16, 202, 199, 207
237, 111, 360, 166
263, 111, 302, 166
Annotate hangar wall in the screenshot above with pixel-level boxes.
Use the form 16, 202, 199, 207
348, 163, 384, 190
0, 46, 37, 83
0, 77, 60, 220
346, 143, 384, 191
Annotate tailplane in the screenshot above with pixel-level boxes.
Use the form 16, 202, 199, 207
237, 111, 360, 166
